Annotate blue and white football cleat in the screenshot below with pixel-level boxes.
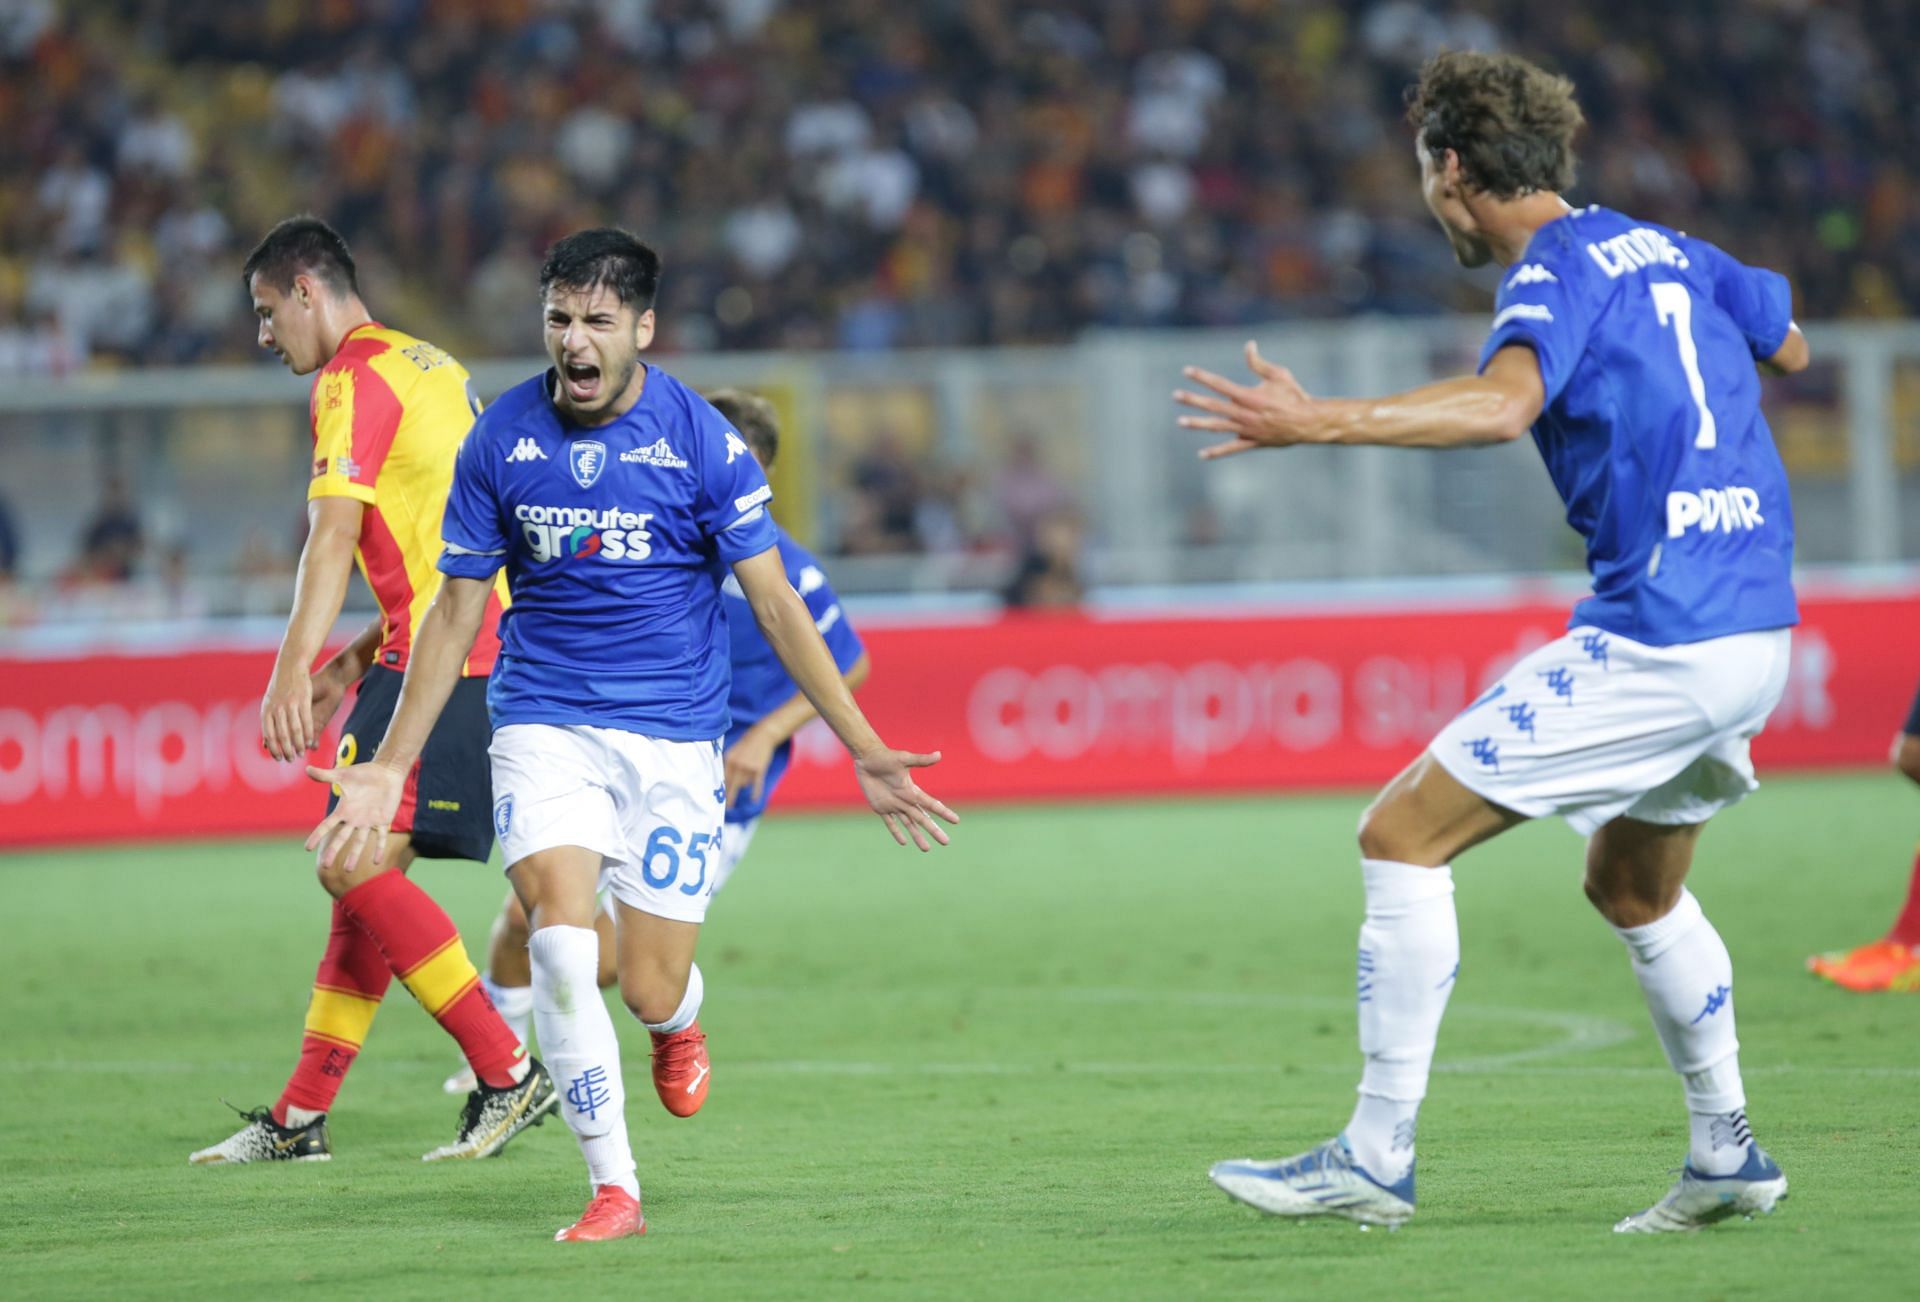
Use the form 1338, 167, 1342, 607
1209, 1135, 1415, 1228
1612, 1146, 1788, 1233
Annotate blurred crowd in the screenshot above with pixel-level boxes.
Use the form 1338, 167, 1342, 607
3, 0, 1916, 617
4, 0, 1916, 376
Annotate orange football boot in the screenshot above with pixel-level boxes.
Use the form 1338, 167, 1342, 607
1806, 939, 1920, 992
554, 1184, 644, 1242
650, 1022, 710, 1117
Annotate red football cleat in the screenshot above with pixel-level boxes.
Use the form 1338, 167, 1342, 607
1808, 938, 1920, 992
553, 1184, 644, 1243
650, 1021, 710, 1117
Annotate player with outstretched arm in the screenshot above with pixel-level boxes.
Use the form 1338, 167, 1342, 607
308, 228, 956, 1243
1176, 51, 1808, 1234
440, 388, 872, 1101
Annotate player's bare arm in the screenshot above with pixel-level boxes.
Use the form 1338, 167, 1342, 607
308, 615, 382, 734
263, 495, 365, 761
724, 651, 872, 810
732, 548, 956, 851
305, 574, 494, 868
1760, 323, 1810, 376
1174, 340, 1545, 459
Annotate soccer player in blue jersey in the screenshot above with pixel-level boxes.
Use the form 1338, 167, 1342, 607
1175, 51, 1809, 1234
438, 387, 871, 1098
307, 229, 955, 1243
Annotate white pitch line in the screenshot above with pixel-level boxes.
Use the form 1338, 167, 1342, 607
8, 987, 1911, 1079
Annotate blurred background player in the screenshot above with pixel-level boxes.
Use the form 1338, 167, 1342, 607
308, 228, 954, 1242
1807, 679, 1920, 991
1177, 51, 1809, 1234
441, 386, 871, 1096
191, 217, 554, 1166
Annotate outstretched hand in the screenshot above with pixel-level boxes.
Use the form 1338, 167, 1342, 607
1174, 340, 1321, 459
303, 759, 407, 870
852, 748, 959, 852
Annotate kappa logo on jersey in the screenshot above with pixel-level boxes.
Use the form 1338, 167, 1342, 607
620, 437, 688, 469
724, 430, 750, 464
568, 439, 607, 489
1508, 263, 1558, 287
506, 437, 548, 463
515, 503, 655, 562
1667, 486, 1765, 538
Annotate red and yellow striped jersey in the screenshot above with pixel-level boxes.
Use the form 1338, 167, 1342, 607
307, 322, 505, 675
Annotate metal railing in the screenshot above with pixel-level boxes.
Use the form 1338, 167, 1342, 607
2, 319, 1914, 628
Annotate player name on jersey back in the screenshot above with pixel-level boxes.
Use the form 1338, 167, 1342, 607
1480, 205, 1798, 646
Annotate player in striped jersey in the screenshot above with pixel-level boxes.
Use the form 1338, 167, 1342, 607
191, 217, 555, 1166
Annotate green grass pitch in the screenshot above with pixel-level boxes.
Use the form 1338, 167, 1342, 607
1, 772, 1916, 1299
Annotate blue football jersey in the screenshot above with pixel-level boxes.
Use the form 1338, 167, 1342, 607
437, 365, 778, 738
1477, 205, 1799, 645
720, 524, 864, 824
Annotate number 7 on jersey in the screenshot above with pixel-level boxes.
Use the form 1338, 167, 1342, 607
1651, 282, 1718, 450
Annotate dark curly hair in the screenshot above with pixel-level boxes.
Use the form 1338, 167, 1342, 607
1405, 50, 1585, 198
539, 227, 662, 310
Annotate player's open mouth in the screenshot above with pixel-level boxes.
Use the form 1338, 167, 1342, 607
563, 361, 602, 402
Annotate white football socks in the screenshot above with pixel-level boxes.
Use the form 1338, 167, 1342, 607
1611, 888, 1753, 1176
1343, 859, 1460, 1182
529, 925, 637, 1198
640, 962, 704, 1035
482, 974, 534, 1049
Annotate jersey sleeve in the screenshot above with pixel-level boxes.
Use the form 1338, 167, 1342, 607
437, 424, 508, 581
308, 358, 403, 505
791, 557, 864, 672
1477, 255, 1593, 405
1678, 236, 1795, 361
692, 397, 779, 562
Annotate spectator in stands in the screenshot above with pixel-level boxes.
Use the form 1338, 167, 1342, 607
7, 1, 1916, 367
64, 472, 143, 585
1002, 510, 1086, 609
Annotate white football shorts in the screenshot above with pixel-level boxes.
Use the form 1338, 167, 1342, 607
1429, 625, 1792, 837
709, 817, 759, 899
488, 722, 726, 924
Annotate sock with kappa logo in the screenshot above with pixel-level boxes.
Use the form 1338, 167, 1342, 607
1612, 888, 1754, 1176
1344, 859, 1459, 1185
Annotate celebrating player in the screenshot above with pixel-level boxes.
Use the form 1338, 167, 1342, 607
192, 217, 554, 1166
1176, 51, 1808, 1233
440, 387, 871, 1097
1806, 680, 1920, 990
308, 228, 955, 1242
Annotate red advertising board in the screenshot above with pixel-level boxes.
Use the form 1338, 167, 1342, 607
2, 589, 1913, 848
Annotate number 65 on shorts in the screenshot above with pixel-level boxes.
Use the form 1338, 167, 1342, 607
488, 722, 726, 924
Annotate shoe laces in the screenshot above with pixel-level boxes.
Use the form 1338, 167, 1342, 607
223, 1099, 281, 1130
579, 1186, 634, 1226
652, 1025, 705, 1073
454, 1087, 488, 1135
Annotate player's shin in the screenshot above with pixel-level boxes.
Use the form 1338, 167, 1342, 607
1345, 859, 1460, 1182
276, 900, 392, 1124
1611, 888, 1753, 1175
530, 925, 638, 1198
337, 868, 528, 1088
482, 974, 534, 1048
